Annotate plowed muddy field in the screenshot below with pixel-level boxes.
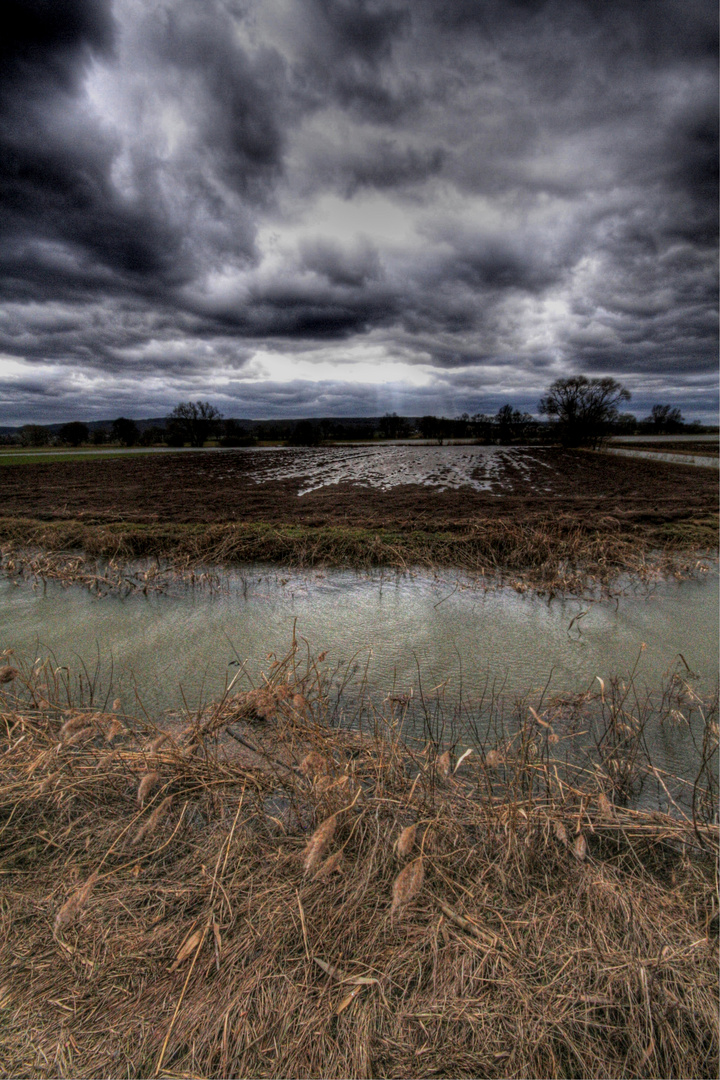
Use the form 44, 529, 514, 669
1, 445, 716, 532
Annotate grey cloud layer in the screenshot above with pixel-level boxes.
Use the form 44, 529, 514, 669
0, 0, 717, 423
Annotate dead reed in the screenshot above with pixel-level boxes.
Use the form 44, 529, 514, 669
396, 823, 417, 858
0, 648, 717, 1079
0, 513, 716, 597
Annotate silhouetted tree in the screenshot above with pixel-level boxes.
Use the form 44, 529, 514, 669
613, 413, 638, 434
139, 426, 167, 446
167, 401, 223, 447
538, 376, 631, 447
378, 412, 408, 439
111, 417, 140, 446
418, 415, 445, 442
495, 405, 533, 443
58, 422, 89, 447
645, 404, 684, 433
219, 419, 257, 447
90, 429, 107, 445
288, 420, 321, 446
19, 424, 52, 447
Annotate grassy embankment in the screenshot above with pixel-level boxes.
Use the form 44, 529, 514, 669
0, 512, 717, 596
0, 645, 717, 1079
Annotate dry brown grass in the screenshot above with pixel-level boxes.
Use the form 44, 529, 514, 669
0, 514, 716, 598
0, 649, 717, 1079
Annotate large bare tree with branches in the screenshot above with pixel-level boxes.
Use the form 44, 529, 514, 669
539, 376, 630, 447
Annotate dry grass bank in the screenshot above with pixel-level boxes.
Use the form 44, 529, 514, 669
0, 515, 716, 596
0, 648, 717, 1079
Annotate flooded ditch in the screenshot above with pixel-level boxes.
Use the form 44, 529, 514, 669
1, 564, 717, 783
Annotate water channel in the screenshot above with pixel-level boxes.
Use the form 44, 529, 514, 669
2, 565, 716, 713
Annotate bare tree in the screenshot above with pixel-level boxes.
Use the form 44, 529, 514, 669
166, 401, 223, 448
538, 376, 630, 447
646, 404, 684, 433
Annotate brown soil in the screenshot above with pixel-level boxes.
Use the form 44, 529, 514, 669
0, 447, 716, 533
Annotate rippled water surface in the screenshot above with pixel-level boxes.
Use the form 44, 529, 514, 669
2, 567, 716, 722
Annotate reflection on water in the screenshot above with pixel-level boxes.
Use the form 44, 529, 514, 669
244, 444, 556, 494
605, 447, 718, 468
1, 567, 717, 723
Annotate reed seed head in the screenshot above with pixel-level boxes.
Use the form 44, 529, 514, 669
396, 823, 417, 858
39, 771, 59, 794
437, 750, 451, 778
485, 749, 502, 768
60, 713, 92, 741
65, 725, 95, 747
391, 856, 424, 916
137, 770, 160, 806
132, 795, 174, 846
148, 733, 170, 755
54, 871, 98, 933
597, 792, 612, 818
302, 812, 338, 873
106, 719, 124, 743
314, 851, 343, 880
300, 752, 327, 778
573, 833, 588, 861
554, 821, 568, 846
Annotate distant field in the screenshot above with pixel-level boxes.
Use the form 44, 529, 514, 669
0, 443, 715, 524
616, 440, 718, 457
0, 449, 144, 466
0, 445, 716, 590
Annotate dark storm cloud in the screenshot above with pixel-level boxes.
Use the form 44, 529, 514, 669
293, 0, 414, 122
151, 1, 288, 201
0, 1, 195, 297
0, 0, 717, 425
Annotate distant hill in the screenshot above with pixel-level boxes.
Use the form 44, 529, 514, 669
0, 416, 421, 436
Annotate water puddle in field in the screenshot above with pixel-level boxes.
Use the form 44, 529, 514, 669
244, 445, 557, 494
1, 565, 716, 720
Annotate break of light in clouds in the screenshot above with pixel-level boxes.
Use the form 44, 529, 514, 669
0, 0, 717, 425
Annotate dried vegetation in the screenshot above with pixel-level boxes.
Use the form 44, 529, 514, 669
0, 647, 717, 1079
0, 516, 716, 599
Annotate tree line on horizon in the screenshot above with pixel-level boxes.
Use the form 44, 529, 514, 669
3, 378, 712, 449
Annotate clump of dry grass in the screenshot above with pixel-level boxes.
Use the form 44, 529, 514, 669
0, 650, 717, 1080
1, 510, 716, 599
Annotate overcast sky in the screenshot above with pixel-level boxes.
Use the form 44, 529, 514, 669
1, 0, 717, 425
